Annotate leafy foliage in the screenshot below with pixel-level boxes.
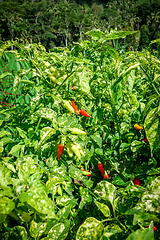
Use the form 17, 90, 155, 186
0, 30, 160, 239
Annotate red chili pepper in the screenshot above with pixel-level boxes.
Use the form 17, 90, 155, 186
104, 174, 109, 179
142, 138, 148, 143
71, 101, 79, 115
133, 178, 140, 185
80, 109, 90, 117
58, 144, 65, 160
97, 163, 105, 175
45, 159, 47, 162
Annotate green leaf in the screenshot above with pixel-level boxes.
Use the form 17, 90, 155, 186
8, 144, 25, 157
3, 162, 16, 173
35, 108, 57, 123
79, 188, 92, 210
27, 194, 57, 218
56, 195, 73, 207
131, 140, 142, 153
94, 181, 116, 207
91, 133, 102, 148
133, 213, 159, 226
39, 127, 56, 145
1, 137, 13, 145
29, 220, 47, 238
0, 72, 12, 79
126, 221, 154, 240
44, 220, 70, 240
76, 217, 104, 240
0, 141, 3, 153
144, 106, 160, 155
103, 224, 122, 238
16, 127, 27, 138
0, 130, 11, 138
0, 165, 11, 187
0, 197, 15, 214
85, 30, 105, 40
105, 30, 137, 41
58, 199, 76, 221
8, 226, 28, 240
102, 46, 120, 60
141, 176, 160, 213
94, 200, 110, 217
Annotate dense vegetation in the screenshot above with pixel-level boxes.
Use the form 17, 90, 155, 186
0, 0, 160, 50
0, 29, 160, 239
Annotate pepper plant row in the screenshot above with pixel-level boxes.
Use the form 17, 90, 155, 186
0, 30, 160, 239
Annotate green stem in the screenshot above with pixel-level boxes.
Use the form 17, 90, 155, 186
33, 117, 42, 136
152, 82, 160, 97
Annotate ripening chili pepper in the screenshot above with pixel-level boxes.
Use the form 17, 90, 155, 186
81, 169, 92, 177
142, 138, 148, 143
45, 159, 47, 162
104, 174, 109, 179
58, 144, 65, 160
133, 178, 140, 185
80, 109, 90, 117
62, 100, 75, 114
134, 124, 143, 130
97, 163, 105, 175
70, 101, 79, 114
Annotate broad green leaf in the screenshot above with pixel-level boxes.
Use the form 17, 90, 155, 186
0, 165, 11, 187
8, 144, 25, 157
76, 217, 104, 240
79, 188, 92, 210
1, 137, 13, 145
131, 140, 142, 153
103, 224, 122, 238
0, 197, 15, 214
133, 213, 159, 226
141, 176, 160, 213
102, 46, 120, 60
144, 106, 160, 155
30, 220, 47, 238
27, 194, 57, 218
79, 75, 90, 94
94, 181, 116, 207
91, 133, 102, 148
16, 127, 27, 138
8, 226, 27, 240
94, 200, 110, 217
44, 220, 70, 240
85, 30, 105, 40
0, 186, 13, 198
0, 141, 3, 153
35, 108, 57, 122
39, 127, 56, 145
126, 221, 154, 240
3, 162, 16, 173
68, 166, 84, 181
56, 195, 73, 207
95, 148, 103, 155
106, 30, 137, 41
58, 199, 76, 221
0, 130, 11, 138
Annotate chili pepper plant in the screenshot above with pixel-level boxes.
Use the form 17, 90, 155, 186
0, 31, 160, 239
